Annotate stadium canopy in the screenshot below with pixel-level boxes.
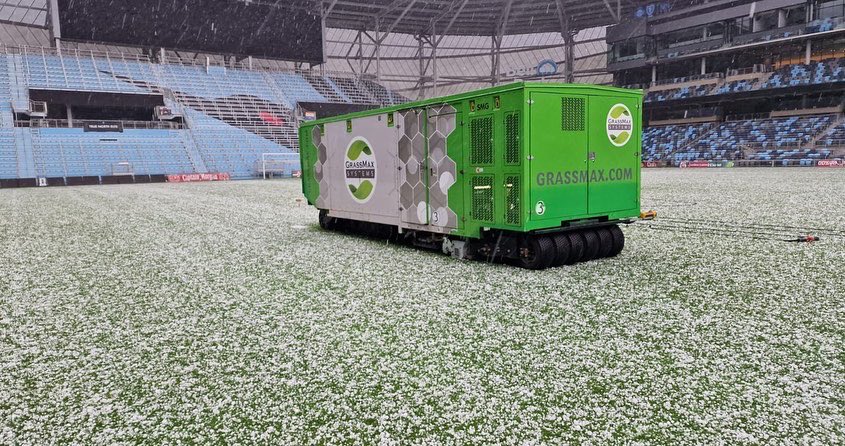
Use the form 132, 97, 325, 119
320, 0, 638, 36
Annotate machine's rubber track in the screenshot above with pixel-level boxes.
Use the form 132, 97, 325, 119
518, 236, 556, 270
317, 213, 626, 270
565, 232, 585, 265
550, 234, 572, 268
596, 228, 614, 259
580, 230, 601, 262
607, 225, 625, 257
516, 225, 626, 270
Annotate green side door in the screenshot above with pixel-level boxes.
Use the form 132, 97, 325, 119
529, 92, 589, 222
587, 95, 640, 215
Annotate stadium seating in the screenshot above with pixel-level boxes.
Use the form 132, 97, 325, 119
645, 115, 838, 164
29, 128, 196, 178
0, 129, 18, 178
644, 85, 712, 102
644, 59, 845, 104
760, 59, 845, 90
642, 123, 714, 161
270, 73, 328, 104
22, 53, 156, 94
329, 76, 379, 103
184, 109, 297, 179
817, 121, 845, 147
0, 56, 15, 127
709, 79, 757, 95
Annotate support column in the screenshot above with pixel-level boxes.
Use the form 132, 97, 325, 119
559, 8, 575, 84
491, 36, 502, 86
66, 105, 73, 128
47, 0, 61, 51
701, 57, 706, 75
805, 40, 812, 64
356, 30, 364, 78
490, 36, 496, 86
375, 21, 382, 82
418, 37, 426, 99
431, 28, 438, 97
778, 10, 787, 28
651, 65, 657, 84
563, 34, 575, 83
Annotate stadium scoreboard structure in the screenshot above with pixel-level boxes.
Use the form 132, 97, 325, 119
55, 0, 324, 63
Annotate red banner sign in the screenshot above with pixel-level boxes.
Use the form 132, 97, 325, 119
167, 173, 231, 183
642, 161, 660, 168
679, 161, 723, 168
817, 160, 844, 168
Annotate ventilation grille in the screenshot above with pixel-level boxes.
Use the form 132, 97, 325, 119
505, 175, 521, 225
561, 97, 585, 132
470, 116, 493, 165
471, 175, 494, 222
505, 112, 520, 165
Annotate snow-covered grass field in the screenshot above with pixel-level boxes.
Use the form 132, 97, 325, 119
1, 168, 843, 445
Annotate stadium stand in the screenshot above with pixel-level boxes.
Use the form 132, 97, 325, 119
30, 128, 196, 178
760, 59, 845, 90
643, 116, 840, 164
0, 129, 17, 178
611, 0, 845, 166
0, 47, 408, 182
642, 123, 714, 162
817, 120, 845, 147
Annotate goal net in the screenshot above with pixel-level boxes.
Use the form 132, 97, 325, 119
260, 153, 301, 179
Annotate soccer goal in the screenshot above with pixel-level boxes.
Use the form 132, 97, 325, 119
260, 153, 301, 179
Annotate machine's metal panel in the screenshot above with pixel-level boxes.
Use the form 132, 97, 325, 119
425, 105, 460, 231
397, 106, 461, 233
587, 94, 641, 215
529, 92, 589, 222
318, 113, 401, 226
398, 109, 429, 226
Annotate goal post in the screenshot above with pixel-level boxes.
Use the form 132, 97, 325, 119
260, 153, 301, 179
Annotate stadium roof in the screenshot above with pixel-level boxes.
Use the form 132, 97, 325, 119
0, 0, 638, 36
321, 0, 639, 36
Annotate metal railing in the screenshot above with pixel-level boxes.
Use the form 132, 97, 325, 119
651, 72, 722, 87
726, 66, 772, 77
0, 44, 403, 93
816, 138, 845, 148
19, 119, 185, 130
724, 112, 771, 122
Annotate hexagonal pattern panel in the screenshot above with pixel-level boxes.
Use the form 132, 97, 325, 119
398, 108, 458, 228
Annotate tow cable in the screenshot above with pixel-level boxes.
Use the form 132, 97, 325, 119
635, 211, 841, 243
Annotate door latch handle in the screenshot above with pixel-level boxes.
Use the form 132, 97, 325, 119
588, 152, 596, 161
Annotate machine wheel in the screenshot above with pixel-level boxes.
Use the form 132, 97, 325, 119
580, 229, 601, 261
318, 209, 337, 230
518, 236, 555, 270
607, 225, 625, 257
565, 232, 585, 265
550, 233, 572, 268
596, 228, 614, 258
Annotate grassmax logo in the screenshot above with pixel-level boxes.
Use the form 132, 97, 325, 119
345, 137, 377, 203
607, 104, 633, 147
